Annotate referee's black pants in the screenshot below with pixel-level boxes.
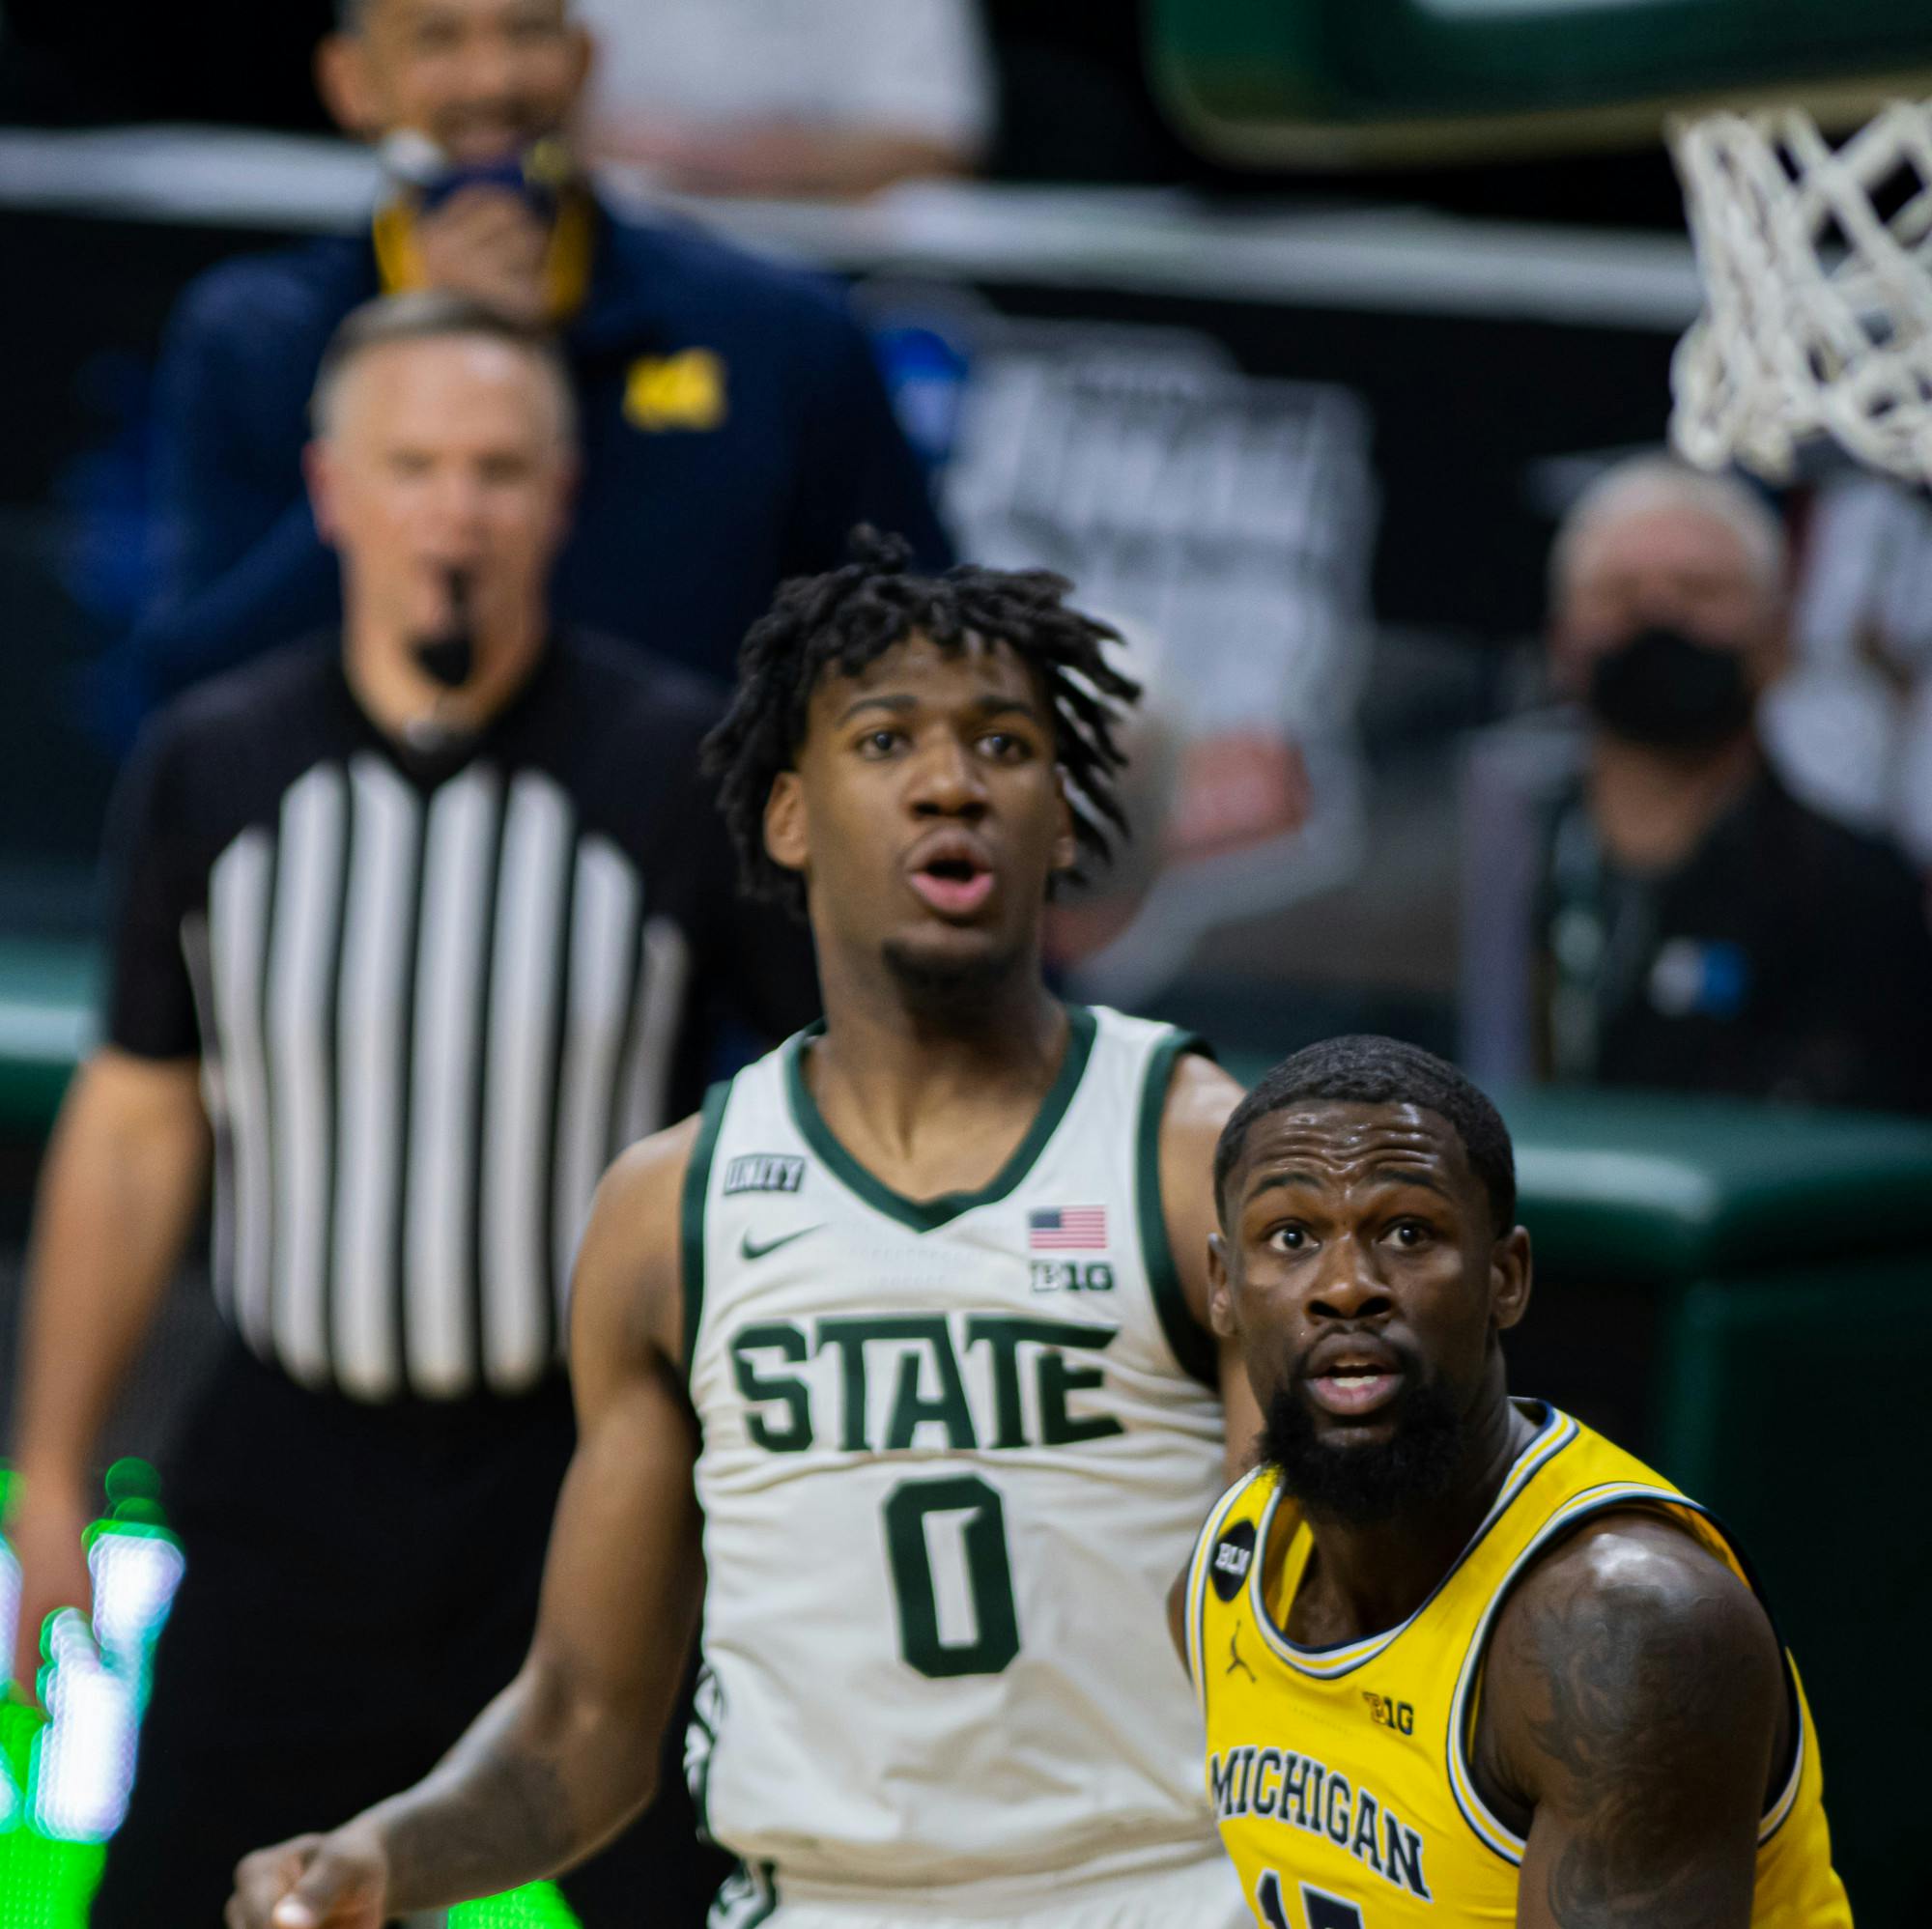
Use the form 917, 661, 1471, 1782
90, 1339, 727, 1927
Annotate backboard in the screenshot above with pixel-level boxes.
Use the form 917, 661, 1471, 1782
1147, 0, 1932, 165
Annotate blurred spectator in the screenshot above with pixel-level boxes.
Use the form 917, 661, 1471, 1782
118, 0, 947, 723
1530, 454, 1932, 1112
1041, 612, 1315, 994
1769, 471, 1932, 868
576, 0, 994, 197
9, 297, 815, 1926
942, 319, 1368, 1007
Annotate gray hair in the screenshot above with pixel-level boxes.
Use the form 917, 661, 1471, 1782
1549, 453, 1786, 604
310, 292, 578, 442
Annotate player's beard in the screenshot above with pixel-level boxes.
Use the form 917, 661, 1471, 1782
1260, 1366, 1467, 1527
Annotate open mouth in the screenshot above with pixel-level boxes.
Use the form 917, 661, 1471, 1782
907, 850, 996, 919
1308, 1369, 1403, 1418
1303, 1344, 1406, 1419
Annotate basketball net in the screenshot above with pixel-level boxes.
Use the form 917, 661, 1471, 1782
1668, 99, 1932, 482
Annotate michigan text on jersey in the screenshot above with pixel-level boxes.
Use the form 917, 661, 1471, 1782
1208, 1745, 1432, 1901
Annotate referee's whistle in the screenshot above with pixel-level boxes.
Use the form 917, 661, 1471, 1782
414, 568, 476, 693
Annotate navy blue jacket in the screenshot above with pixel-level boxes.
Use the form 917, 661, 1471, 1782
129, 196, 951, 700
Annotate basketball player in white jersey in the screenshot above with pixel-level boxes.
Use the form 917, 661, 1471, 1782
230, 532, 1259, 1929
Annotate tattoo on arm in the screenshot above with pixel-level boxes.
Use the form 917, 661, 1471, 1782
1502, 1528, 1778, 1929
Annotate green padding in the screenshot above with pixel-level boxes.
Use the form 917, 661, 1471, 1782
1504, 1090, 1932, 1285
1651, 1262, 1932, 1928
0, 941, 97, 1137
1146, 0, 1932, 162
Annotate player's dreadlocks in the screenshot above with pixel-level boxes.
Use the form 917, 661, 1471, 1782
705, 528, 1141, 915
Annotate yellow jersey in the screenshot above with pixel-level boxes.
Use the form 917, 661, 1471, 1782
1183, 1403, 1850, 1928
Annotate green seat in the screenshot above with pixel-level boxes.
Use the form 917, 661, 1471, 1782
1507, 1087, 1932, 1281
1505, 1090, 1932, 1924
0, 939, 98, 1138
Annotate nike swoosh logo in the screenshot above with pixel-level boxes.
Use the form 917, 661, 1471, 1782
739, 1227, 823, 1262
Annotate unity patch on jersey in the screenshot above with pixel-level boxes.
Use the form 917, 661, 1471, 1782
724, 1153, 806, 1197
1029, 1205, 1108, 1250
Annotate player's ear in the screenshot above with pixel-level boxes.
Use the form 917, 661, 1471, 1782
763, 771, 808, 879
316, 33, 381, 139
304, 440, 342, 547
1490, 1225, 1532, 1334
1208, 1231, 1236, 1339
1050, 770, 1079, 876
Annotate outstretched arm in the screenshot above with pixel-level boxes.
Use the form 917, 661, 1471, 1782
1481, 1515, 1786, 1929
229, 1121, 707, 1928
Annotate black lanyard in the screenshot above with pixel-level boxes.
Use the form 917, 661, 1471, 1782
1544, 798, 1659, 1079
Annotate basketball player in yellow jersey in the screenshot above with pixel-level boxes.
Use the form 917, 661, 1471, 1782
1176, 1035, 1851, 1929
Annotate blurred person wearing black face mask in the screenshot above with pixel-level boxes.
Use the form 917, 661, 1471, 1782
1535, 454, 1932, 1113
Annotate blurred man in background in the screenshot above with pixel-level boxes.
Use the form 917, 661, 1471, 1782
121, 0, 947, 719
1535, 453, 1932, 1111
1771, 470, 1932, 871
575, 0, 994, 197
9, 294, 814, 1925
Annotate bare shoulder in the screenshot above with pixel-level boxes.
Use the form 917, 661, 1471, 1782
1156, 1049, 1244, 1236
1486, 1511, 1783, 1813
1156, 1050, 1249, 1375
592, 1114, 704, 1231
1499, 1511, 1779, 1672
570, 1115, 705, 1384
1159, 1049, 1245, 1155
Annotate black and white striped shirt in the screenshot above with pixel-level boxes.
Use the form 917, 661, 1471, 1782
106, 635, 810, 1403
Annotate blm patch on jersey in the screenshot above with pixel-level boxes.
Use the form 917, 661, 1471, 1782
724, 1153, 806, 1197
1211, 1519, 1258, 1601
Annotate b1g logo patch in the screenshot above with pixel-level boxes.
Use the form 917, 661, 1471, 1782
1363, 1689, 1416, 1736
724, 1154, 806, 1197
1029, 1260, 1115, 1295
1211, 1519, 1258, 1600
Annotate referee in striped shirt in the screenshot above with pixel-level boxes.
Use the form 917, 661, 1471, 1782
7, 294, 810, 1923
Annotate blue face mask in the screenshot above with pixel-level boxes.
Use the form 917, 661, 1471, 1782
381, 131, 571, 222
1585, 625, 1754, 751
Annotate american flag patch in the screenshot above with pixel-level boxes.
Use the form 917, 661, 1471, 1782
1029, 1206, 1108, 1251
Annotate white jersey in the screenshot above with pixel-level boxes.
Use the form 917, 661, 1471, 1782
682, 1005, 1232, 1914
